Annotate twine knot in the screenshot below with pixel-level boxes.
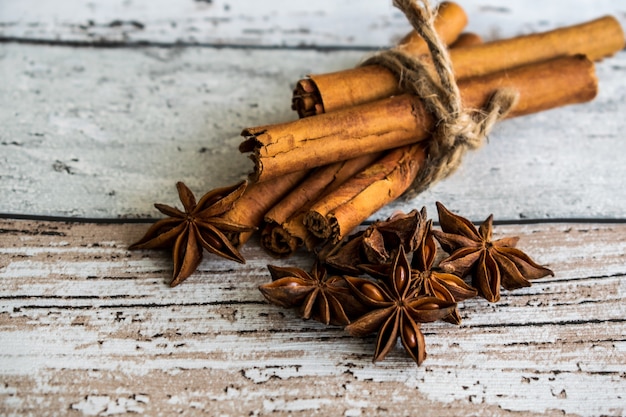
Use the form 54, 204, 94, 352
362, 0, 519, 196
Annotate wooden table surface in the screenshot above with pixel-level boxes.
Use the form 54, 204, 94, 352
1, 1, 625, 416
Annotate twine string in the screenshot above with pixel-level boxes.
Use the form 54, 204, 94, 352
361, 0, 519, 196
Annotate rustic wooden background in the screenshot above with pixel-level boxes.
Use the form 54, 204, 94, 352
1, 1, 625, 416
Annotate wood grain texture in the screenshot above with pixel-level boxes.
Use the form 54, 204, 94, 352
2, 1, 626, 415
1, 219, 625, 416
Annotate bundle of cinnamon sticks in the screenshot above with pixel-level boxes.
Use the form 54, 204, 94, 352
221, 1, 624, 258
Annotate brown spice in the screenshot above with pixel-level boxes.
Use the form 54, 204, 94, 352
259, 203, 557, 365
431, 202, 554, 302
357, 219, 478, 325
219, 170, 308, 247
321, 208, 428, 274
306, 146, 426, 243
258, 262, 366, 326
129, 181, 252, 287
409, 219, 477, 323
448, 32, 482, 49
261, 153, 380, 257
343, 248, 456, 366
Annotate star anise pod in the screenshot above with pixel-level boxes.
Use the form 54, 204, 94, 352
410, 219, 478, 324
322, 208, 428, 274
258, 262, 366, 326
359, 219, 477, 325
344, 247, 456, 366
431, 202, 554, 302
130, 181, 253, 287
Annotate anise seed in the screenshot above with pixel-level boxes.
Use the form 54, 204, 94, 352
360, 282, 385, 302
203, 233, 224, 249
394, 265, 408, 292
403, 323, 417, 348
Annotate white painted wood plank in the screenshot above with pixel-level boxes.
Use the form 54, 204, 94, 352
1, 220, 625, 415
1, 42, 625, 221
1, 0, 625, 47
462, 0, 626, 41
0, 0, 407, 48
0, 43, 332, 218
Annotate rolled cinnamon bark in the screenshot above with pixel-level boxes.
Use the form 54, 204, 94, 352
219, 169, 308, 247
396, 2, 468, 55
449, 32, 482, 48
261, 212, 319, 258
241, 55, 598, 184
305, 145, 426, 242
261, 153, 381, 257
293, 15, 624, 117
451, 16, 624, 78
292, 1, 467, 118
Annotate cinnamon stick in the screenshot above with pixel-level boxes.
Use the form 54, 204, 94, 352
261, 153, 381, 257
293, 15, 624, 117
397, 2, 468, 55
305, 146, 425, 241
219, 169, 308, 247
241, 55, 598, 183
303, 55, 598, 242
449, 32, 482, 49
292, 1, 468, 118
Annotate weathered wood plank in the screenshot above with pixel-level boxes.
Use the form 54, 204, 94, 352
1, 42, 625, 221
1, 219, 625, 415
0, 0, 406, 48
1, 0, 625, 47
2, 2, 626, 417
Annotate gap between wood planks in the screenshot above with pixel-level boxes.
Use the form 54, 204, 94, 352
2, 213, 626, 225
0, 37, 390, 52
